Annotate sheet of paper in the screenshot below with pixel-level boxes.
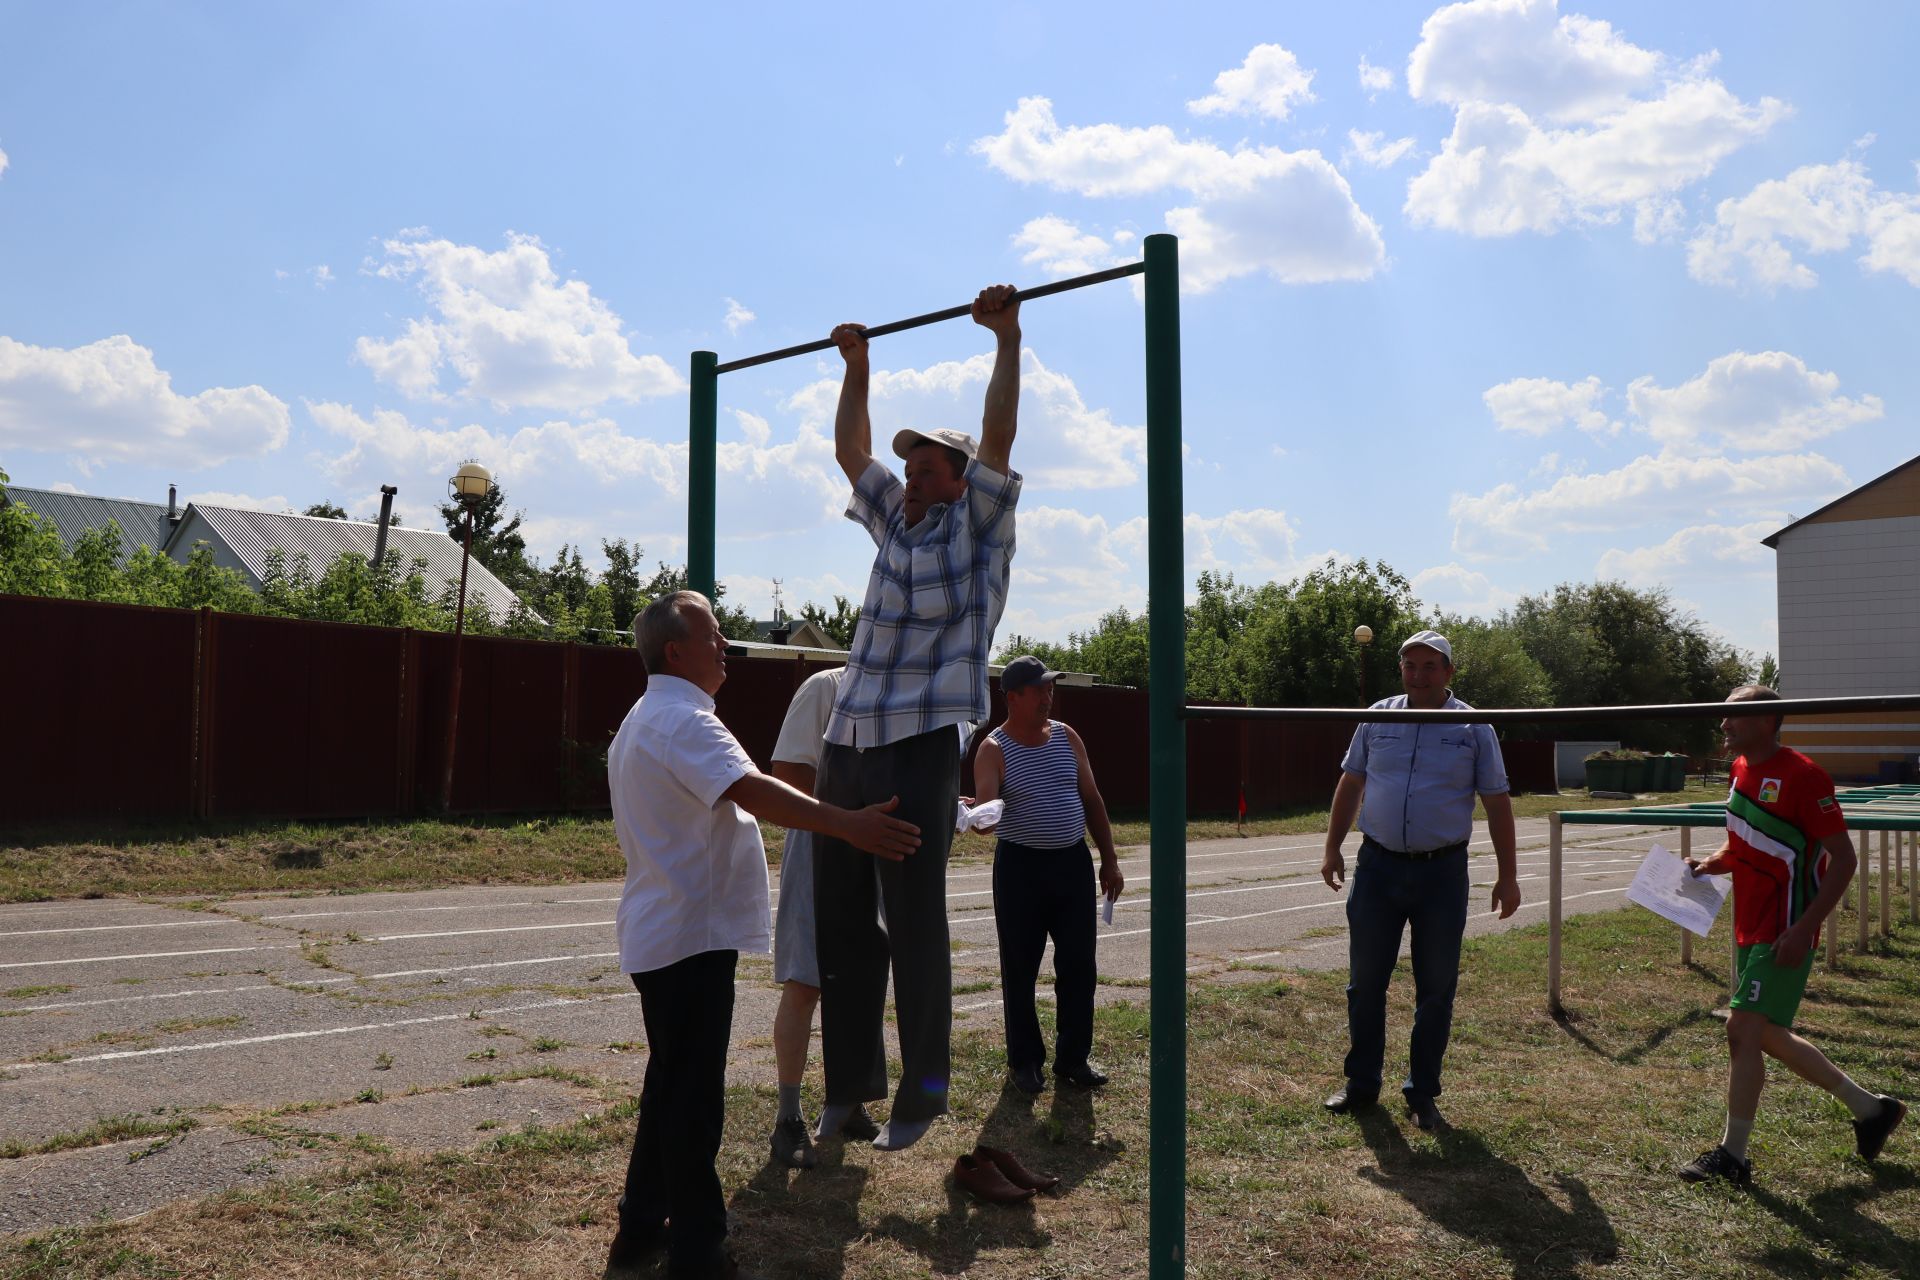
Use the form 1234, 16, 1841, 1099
954, 799, 1005, 833
1624, 842, 1730, 938
1102, 894, 1116, 926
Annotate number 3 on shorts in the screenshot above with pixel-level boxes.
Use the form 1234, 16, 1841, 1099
1747, 978, 1763, 1002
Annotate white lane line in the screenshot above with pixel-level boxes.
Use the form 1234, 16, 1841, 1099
259, 895, 622, 923
6, 992, 642, 1070
374, 921, 611, 942
0, 920, 234, 939
0, 944, 293, 972
12, 951, 631, 1013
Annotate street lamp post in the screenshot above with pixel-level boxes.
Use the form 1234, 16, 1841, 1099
441, 462, 495, 812
1354, 624, 1374, 707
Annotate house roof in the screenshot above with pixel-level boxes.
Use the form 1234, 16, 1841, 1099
1763, 452, 1920, 548
1, 485, 174, 567
164, 504, 533, 623
751, 617, 843, 650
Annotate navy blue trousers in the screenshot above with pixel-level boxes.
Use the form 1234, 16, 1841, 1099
1342, 836, 1470, 1100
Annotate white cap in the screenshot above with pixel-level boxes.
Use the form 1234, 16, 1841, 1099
1398, 629, 1454, 665
891, 427, 978, 463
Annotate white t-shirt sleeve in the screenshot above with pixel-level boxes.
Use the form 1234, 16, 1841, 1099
771, 671, 839, 769
662, 708, 758, 809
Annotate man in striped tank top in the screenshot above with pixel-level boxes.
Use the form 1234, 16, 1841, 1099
1675, 684, 1904, 1185
970, 655, 1124, 1094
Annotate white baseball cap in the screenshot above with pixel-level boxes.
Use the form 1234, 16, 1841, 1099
891, 427, 978, 463
1398, 629, 1454, 665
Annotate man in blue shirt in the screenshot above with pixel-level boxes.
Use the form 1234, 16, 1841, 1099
1319, 629, 1521, 1131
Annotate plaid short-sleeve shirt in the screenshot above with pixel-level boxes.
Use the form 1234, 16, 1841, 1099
825, 456, 1020, 748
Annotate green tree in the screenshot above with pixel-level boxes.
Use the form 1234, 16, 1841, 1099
439, 483, 535, 597
799, 594, 862, 648
639, 562, 753, 638
1232, 559, 1426, 708
0, 469, 72, 598
1756, 654, 1780, 689
600, 538, 645, 631
303, 501, 349, 519
1433, 614, 1553, 711
1504, 581, 1752, 753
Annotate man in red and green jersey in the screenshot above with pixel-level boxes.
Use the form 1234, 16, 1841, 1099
1677, 685, 1905, 1185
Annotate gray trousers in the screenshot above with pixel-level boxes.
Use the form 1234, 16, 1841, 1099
813, 726, 959, 1123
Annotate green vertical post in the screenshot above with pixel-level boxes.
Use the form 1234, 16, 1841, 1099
688, 350, 718, 600
1143, 231, 1186, 1278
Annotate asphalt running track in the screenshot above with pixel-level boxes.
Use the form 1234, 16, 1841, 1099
0, 816, 1688, 1231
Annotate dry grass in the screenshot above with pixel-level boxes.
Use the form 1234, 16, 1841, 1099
7, 905, 1915, 1278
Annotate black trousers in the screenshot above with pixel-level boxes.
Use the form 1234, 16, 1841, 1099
813, 725, 959, 1122
620, 948, 737, 1276
992, 837, 1097, 1073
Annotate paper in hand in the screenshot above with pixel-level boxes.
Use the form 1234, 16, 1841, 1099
954, 799, 1005, 833
1625, 842, 1730, 938
1102, 894, 1116, 926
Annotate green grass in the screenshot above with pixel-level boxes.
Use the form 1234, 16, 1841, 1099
1, 1111, 199, 1161
5, 908, 1914, 1277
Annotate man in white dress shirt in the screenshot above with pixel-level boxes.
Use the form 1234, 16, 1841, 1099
602, 592, 918, 1280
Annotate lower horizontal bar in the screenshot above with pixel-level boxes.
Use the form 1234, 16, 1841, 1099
1182, 693, 1920, 726
714, 261, 1146, 374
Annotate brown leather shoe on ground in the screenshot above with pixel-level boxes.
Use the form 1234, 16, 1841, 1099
953, 1152, 1037, 1204
975, 1143, 1061, 1192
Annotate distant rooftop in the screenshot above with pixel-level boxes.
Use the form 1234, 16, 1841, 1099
1, 485, 175, 567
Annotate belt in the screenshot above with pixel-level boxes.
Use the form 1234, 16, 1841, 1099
1364, 835, 1468, 862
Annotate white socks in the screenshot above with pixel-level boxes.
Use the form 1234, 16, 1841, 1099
1721, 1114, 1755, 1161
872, 1117, 932, 1151
1834, 1076, 1882, 1120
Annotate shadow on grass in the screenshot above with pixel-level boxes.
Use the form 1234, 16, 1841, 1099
726, 1130, 873, 1280
1356, 1110, 1618, 1279
1553, 1003, 1720, 1066
1747, 1161, 1920, 1278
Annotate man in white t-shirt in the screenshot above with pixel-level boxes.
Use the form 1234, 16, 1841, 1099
602, 593, 918, 1280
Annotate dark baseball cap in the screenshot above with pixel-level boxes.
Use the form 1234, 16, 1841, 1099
1001, 654, 1059, 693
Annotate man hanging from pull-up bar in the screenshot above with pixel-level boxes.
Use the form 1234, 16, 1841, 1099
810, 283, 1023, 1152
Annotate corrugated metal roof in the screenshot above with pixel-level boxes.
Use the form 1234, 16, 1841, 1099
1, 485, 176, 566
165, 505, 534, 624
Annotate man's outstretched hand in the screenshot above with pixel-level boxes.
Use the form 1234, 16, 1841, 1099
971, 284, 1020, 336
841, 795, 919, 861
831, 322, 868, 364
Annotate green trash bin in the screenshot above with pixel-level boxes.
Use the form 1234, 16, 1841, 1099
1585, 759, 1627, 792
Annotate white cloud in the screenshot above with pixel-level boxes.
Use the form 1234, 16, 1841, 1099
1408, 0, 1662, 122
1633, 196, 1685, 244
187, 490, 292, 513
1482, 374, 1615, 437
784, 346, 1144, 492
309, 265, 334, 290
1411, 562, 1518, 616
1012, 216, 1122, 277
1594, 521, 1774, 585
723, 297, 756, 335
1188, 44, 1316, 121
0, 142, 8, 179
975, 97, 1386, 291
1344, 129, 1418, 169
1686, 153, 1920, 290
1450, 449, 1847, 556
1402, 0, 1786, 237
0, 334, 289, 471
1626, 351, 1882, 453
1358, 56, 1395, 98
355, 232, 683, 411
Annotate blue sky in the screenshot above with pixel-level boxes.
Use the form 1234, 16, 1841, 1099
3, 0, 1914, 658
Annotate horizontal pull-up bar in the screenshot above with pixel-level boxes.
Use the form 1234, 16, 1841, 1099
712, 260, 1147, 374
1183, 692, 1920, 726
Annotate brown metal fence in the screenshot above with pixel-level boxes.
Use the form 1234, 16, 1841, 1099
0, 594, 1561, 825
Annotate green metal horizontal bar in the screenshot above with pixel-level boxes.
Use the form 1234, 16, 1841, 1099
1185, 692, 1920, 726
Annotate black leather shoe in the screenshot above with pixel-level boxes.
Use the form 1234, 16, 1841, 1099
1854, 1094, 1907, 1162
603, 1224, 666, 1277
1011, 1063, 1046, 1095
1056, 1062, 1108, 1089
1406, 1093, 1448, 1132
1323, 1083, 1378, 1113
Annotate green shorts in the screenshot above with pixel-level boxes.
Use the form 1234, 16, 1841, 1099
1729, 942, 1813, 1027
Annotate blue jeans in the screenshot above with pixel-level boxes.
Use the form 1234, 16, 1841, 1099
1342, 836, 1470, 1100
